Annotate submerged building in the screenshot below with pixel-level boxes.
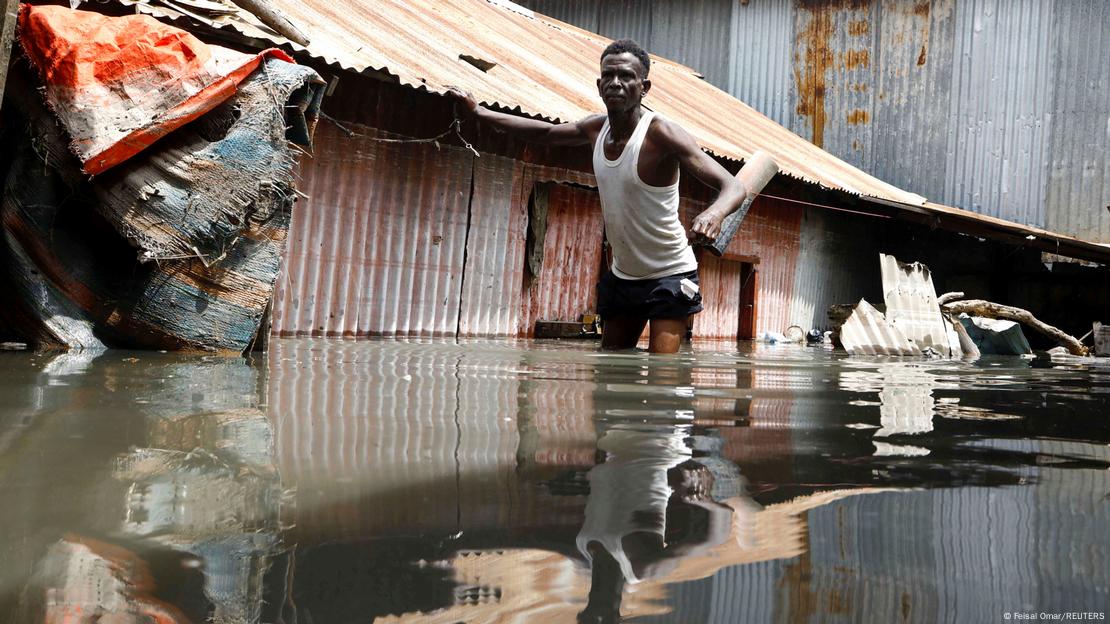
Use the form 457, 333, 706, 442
2, 0, 1108, 346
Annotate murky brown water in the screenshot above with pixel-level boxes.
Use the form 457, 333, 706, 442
1, 338, 1108, 623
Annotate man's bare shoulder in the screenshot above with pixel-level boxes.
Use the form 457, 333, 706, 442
577, 113, 607, 130
645, 114, 699, 154
646, 114, 692, 141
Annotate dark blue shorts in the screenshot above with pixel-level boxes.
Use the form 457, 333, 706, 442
596, 269, 703, 320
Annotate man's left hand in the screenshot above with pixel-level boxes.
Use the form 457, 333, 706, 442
690, 207, 729, 241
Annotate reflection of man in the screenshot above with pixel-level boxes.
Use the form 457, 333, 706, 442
575, 425, 733, 623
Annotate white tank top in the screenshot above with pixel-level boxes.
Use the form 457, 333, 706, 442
592, 111, 698, 280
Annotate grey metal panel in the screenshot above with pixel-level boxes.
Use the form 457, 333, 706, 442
637, 559, 785, 624
788, 207, 882, 332
1045, 0, 1110, 242
869, 0, 957, 203
458, 154, 528, 337
727, 0, 794, 126
519, 0, 600, 33
647, 0, 733, 88
942, 0, 1057, 225
597, 0, 654, 49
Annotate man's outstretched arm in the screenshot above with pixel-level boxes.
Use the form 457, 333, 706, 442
446, 88, 600, 147
653, 118, 750, 240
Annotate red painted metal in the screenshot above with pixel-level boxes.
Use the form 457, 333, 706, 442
682, 196, 803, 337
272, 122, 474, 337
519, 184, 605, 337
694, 254, 744, 340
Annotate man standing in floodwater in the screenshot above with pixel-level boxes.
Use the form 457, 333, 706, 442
448, 39, 750, 354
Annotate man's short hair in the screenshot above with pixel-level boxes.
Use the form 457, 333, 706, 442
601, 39, 650, 78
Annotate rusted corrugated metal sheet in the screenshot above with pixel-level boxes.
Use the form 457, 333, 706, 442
458, 154, 528, 337
519, 184, 604, 336
870, 0, 956, 212
694, 255, 744, 340
721, 0, 1109, 243
272, 122, 474, 337
680, 195, 803, 336
1044, 0, 1110, 242
121, 0, 925, 207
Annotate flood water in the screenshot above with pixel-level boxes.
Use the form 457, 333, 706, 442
1, 338, 1108, 623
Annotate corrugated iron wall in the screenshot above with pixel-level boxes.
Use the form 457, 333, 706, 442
789, 207, 883, 331
523, 0, 732, 87
524, 0, 1110, 242
680, 196, 802, 336
1044, 0, 1110, 241
519, 184, 605, 336
458, 154, 528, 337
694, 255, 744, 340
277, 117, 815, 338
273, 123, 475, 337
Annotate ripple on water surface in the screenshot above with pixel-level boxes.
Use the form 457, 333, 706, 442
0, 338, 1108, 622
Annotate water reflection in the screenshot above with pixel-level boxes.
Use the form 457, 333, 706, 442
0, 341, 1108, 622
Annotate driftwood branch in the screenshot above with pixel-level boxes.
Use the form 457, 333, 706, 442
227, 0, 311, 46
942, 299, 1089, 356
936, 291, 964, 306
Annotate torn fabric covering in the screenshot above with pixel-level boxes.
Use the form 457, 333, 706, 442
1, 55, 323, 353
18, 4, 293, 175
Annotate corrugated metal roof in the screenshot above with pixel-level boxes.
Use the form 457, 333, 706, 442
120, 0, 926, 206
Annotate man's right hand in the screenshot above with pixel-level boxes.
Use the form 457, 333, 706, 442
445, 87, 479, 117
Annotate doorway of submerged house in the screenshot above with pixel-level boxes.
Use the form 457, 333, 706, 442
693, 254, 757, 342
519, 182, 605, 336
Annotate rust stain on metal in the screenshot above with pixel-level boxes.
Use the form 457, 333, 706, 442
847, 19, 870, 37
914, 2, 931, 66
843, 48, 870, 70
846, 109, 870, 125
794, 4, 834, 148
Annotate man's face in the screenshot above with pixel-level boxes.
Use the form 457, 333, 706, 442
597, 52, 650, 114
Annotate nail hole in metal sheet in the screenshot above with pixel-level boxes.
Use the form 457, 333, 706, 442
459, 54, 497, 72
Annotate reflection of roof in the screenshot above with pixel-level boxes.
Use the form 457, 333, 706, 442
380, 487, 893, 623
119, 0, 923, 206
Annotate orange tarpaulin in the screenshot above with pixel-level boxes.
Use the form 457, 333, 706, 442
18, 4, 293, 175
